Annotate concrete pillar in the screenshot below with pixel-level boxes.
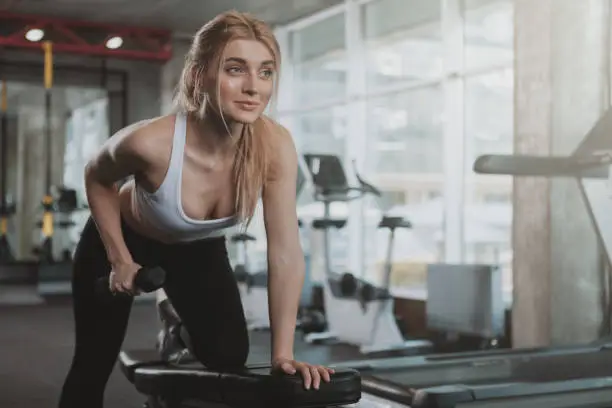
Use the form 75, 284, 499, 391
513, 0, 608, 347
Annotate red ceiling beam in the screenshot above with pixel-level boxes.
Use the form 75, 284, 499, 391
0, 11, 173, 62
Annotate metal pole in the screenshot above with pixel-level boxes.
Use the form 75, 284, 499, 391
40, 41, 55, 262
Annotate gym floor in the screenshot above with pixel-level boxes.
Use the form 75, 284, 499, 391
0, 298, 374, 408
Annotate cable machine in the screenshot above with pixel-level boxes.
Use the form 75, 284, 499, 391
0, 80, 15, 263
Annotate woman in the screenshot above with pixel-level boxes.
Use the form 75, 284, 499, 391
58, 10, 334, 408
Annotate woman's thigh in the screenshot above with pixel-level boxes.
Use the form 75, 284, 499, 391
161, 238, 249, 370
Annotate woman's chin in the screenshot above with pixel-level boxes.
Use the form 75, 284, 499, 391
227, 110, 261, 124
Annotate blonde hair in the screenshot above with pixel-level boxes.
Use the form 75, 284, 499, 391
174, 10, 282, 225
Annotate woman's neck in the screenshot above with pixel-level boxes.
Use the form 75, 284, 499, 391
189, 111, 244, 153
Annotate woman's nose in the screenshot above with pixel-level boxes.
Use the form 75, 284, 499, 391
242, 74, 259, 96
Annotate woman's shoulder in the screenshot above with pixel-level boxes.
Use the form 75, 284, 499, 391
130, 114, 176, 135
112, 114, 176, 162
257, 114, 292, 142
257, 115, 297, 174
127, 114, 176, 141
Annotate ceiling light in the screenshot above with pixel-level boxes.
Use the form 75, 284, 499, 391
25, 28, 44, 42
105, 36, 123, 49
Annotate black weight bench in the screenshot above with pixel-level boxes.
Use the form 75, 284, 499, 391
119, 349, 362, 408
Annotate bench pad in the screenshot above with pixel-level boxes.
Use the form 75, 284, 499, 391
119, 349, 362, 407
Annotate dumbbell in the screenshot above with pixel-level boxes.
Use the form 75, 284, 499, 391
95, 266, 166, 297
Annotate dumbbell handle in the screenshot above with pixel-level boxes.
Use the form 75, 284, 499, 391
96, 266, 166, 296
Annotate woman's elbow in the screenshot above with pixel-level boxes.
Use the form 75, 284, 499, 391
83, 162, 99, 191
268, 248, 305, 276
287, 253, 306, 280
294, 256, 306, 276
84, 160, 96, 180
84, 154, 119, 188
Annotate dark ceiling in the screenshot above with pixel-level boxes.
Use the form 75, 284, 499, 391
0, 0, 344, 35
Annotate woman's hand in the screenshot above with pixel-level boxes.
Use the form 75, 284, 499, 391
272, 357, 335, 390
109, 261, 142, 295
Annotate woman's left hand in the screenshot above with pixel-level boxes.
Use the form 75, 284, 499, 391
272, 357, 335, 390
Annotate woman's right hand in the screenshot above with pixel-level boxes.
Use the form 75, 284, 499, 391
109, 261, 143, 295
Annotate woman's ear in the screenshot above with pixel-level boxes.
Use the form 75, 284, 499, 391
202, 72, 215, 91
200, 70, 219, 101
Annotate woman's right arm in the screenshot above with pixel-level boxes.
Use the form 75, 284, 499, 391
84, 123, 151, 272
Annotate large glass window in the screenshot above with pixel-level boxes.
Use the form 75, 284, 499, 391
463, 0, 514, 71
280, 106, 349, 282
366, 87, 444, 175
364, 0, 443, 90
274, 0, 515, 296
360, 0, 446, 290
290, 13, 347, 107
463, 68, 513, 294
363, 86, 445, 287
283, 105, 348, 166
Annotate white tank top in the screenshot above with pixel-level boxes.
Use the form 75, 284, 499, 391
132, 112, 239, 242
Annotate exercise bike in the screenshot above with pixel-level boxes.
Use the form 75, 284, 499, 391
302, 153, 433, 355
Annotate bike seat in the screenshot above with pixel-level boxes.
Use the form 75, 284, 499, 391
312, 218, 347, 230
246, 271, 268, 289
378, 216, 412, 230
234, 265, 249, 282
231, 233, 256, 242
119, 349, 361, 408
360, 283, 393, 302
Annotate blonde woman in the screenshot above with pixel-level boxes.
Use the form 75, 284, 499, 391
58, 11, 333, 408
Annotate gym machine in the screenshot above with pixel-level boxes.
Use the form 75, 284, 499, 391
328, 105, 612, 407
37, 41, 57, 264
302, 153, 432, 355
0, 80, 14, 263
34, 42, 81, 296
0, 80, 43, 305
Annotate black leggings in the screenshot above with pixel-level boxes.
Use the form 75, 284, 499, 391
58, 217, 249, 408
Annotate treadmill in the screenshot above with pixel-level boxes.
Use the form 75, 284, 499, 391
330, 106, 612, 408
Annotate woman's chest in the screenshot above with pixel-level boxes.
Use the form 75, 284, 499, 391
179, 158, 235, 219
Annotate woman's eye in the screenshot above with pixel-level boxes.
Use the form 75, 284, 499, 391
260, 69, 274, 79
227, 66, 243, 74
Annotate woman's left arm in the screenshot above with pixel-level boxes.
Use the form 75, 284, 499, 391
262, 126, 333, 389
262, 129, 304, 362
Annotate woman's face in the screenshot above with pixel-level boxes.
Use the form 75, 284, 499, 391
209, 39, 276, 124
